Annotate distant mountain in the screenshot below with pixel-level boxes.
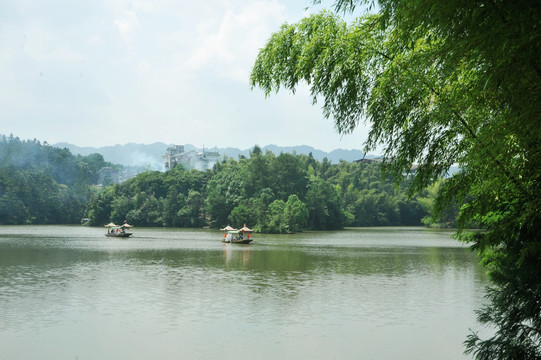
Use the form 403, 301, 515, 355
55, 142, 375, 169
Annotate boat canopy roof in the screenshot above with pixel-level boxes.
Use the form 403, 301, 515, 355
221, 224, 253, 232
220, 225, 237, 231
105, 222, 133, 228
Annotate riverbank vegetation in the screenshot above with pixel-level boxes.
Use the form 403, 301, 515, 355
85, 145, 435, 232
0, 135, 114, 224
0, 136, 443, 231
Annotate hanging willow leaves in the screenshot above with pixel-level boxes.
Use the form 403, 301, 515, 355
251, 1, 541, 358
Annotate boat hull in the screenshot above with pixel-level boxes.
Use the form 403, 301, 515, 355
105, 233, 133, 238
222, 239, 253, 244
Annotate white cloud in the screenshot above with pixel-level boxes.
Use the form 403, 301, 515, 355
18, 25, 84, 63
114, 10, 140, 35
0, 0, 371, 151
188, 0, 286, 82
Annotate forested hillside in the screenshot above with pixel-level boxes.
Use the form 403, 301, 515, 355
0, 135, 115, 224
0, 138, 438, 230
85, 145, 434, 232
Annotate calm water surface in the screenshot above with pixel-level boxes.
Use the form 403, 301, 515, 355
0, 226, 488, 360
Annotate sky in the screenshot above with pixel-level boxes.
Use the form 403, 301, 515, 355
1, 0, 371, 152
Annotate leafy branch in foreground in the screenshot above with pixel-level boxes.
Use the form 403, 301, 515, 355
251, 1, 541, 358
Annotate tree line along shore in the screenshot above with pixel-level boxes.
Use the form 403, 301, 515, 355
0, 136, 450, 232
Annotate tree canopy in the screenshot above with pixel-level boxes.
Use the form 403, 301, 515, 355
250, 1, 541, 358
84, 148, 429, 233
1, 135, 432, 230
0, 135, 113, 224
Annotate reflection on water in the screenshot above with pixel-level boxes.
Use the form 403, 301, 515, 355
0, 226, 488, 360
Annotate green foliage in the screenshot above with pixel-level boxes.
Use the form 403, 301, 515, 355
85, 144, 429, 231
259, 194, 309, 234
87, 166, 211, 227
1, 136, 432, 232
86, 186, 114, 226
284, 195, 309, 233
418, 179, 459, 228
228, 204, 254, 229
251, 1, 541, 358
305, 177, 345, 230
205, 159, 244, 228
264, 199, 287, 233
0, 136, 111, 224
268, 153, 308, 201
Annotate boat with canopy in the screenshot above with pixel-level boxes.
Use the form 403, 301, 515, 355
220, 224, 253, 244
105, 222, 133, 238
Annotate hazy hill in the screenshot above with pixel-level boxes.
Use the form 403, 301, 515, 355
55, 142, 373, 170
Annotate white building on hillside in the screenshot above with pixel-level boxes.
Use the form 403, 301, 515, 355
163, 145, 220, 171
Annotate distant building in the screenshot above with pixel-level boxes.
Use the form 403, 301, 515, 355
355, 157, 384, 164
163, 145, 185, 170
163, 145, 220, 171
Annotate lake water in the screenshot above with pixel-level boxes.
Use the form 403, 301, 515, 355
0, 226, 488, 360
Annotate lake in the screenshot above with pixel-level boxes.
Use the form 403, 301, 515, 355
0, 226, 488, 360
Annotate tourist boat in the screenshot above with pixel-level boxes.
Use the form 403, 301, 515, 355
105, 222, 133, 238
221, 224, 253, 244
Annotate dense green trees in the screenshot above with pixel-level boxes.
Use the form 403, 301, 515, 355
83, 146, 429, 233
250, 1, 541, 358
0, 135, 112, 224
85, 167, 211, 227
0, 135, 434, 232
